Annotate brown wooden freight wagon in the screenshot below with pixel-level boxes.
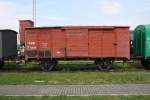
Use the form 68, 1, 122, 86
23, 25, 130, 71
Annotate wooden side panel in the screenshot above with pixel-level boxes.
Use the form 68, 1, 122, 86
51, 29, 66, 58
89, 28, 130, 59
37, 30, 52, 50
89, 29, 116, 58
25, 29, 38, 59
115, 28, 130, 59
66, 29, 88, 57
25, 29, 53, 59
102, 30, 116, 57
37, 29, 52, 58
89, 30, 102, 57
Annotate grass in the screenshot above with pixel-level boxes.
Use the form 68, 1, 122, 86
0, 71, 149, 85
0, 61, 149, 85
0, 72, 150, 85
0, 96, 150, 100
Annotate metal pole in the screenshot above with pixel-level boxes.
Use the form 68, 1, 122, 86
33, 0, 36, 26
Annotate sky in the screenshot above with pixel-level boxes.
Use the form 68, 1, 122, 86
0, 0, 150, 32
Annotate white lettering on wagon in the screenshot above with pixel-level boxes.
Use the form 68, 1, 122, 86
41, 43, 48, 49
27, 42, 35, 45
27, 41, 37, 50
27, 46, 37, 50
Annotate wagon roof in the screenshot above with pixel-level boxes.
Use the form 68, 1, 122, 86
26, 26, 129, 30
0, 29, 18, 34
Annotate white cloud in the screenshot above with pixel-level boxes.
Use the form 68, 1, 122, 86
0, 1, 18, 31
0, 1, 32, 31
0, 1, 16, 15
98, 15, 150, 30
100, 0, 122, 14
44, 16, 66, 21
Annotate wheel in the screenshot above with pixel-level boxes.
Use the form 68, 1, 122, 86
96, 59, 112, 71
141, 59, 150, 69
53, 60, 58, 67
41, 61, 55, 72
41, 60, 58, 72
0, 60, 4, 69
94, 60, 98, 64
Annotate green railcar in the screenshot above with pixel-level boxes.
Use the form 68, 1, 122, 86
134, 24, 150, 68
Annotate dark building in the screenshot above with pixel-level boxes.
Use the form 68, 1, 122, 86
0, 30, 17, 67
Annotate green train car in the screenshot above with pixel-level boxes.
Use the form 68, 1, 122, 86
134, 24, 150, 68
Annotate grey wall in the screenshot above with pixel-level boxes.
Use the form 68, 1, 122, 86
0, 32, 2, 59
0, 30, 17, 59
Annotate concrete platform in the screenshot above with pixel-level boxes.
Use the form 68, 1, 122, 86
0, 84, 150, 96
